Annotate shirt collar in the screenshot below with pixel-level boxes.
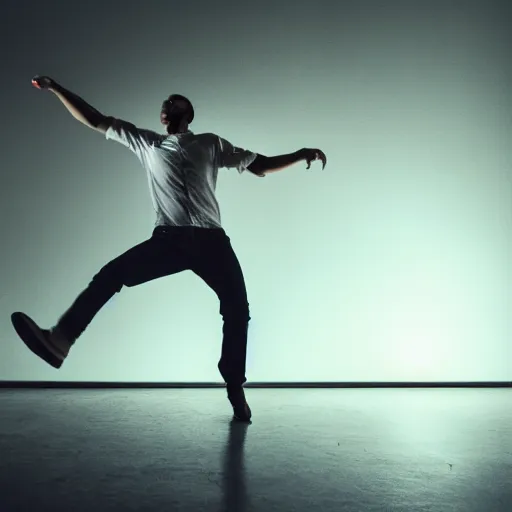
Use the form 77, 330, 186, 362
165, 130, 193, 137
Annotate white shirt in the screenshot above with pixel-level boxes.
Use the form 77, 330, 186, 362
105, 118, 259, 229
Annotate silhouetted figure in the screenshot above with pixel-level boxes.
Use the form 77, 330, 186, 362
11, 75, 327, 422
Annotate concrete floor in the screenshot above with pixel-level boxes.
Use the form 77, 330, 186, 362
0, 388, 510, 512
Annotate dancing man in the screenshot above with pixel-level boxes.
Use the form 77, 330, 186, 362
11, 75, 327, 422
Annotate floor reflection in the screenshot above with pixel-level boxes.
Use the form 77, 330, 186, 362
220, 418, 250, 512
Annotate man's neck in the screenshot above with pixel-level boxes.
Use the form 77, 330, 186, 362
166, 123, 189, 135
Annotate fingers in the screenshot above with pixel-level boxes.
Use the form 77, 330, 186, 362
307, 149, 327, 170
31, 76, 42, 89
318, 150, 327, 170
31, 75, 52, 90
314, 150, 327, 170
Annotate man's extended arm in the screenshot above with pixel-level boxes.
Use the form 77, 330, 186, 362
41, 78, 111, 133
248, 148, 326, 175
248, 151, 305, 175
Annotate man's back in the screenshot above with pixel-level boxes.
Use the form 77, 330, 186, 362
105, 119, 258, 228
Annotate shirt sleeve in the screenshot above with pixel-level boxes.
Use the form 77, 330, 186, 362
216, 136, 258, 175
105, 118, 162, 159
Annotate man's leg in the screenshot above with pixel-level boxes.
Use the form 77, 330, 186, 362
12, 228, 190, 368
191, 230, 252, 420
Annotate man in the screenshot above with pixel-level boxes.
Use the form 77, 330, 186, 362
11, 75, 327, 422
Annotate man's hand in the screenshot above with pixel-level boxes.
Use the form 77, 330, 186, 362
31, 75, 57, 91
300, 148, 327, 170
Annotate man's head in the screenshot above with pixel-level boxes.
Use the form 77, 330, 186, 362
161, 94, 194, 134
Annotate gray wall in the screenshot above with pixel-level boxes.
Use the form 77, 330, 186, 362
1, 0, 510, 382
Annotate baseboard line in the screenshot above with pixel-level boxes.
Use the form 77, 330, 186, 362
0, 381, 510, 389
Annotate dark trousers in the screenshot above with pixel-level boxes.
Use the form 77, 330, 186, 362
56, 226, 250, 386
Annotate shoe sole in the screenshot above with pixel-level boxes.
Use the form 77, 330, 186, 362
11, 312, 63, 369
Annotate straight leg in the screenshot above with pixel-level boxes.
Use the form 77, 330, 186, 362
190, 230, 251, 386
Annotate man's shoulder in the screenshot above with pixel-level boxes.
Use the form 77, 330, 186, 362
110, 118, 163, 139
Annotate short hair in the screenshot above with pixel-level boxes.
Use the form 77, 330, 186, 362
169, 94, 194, 124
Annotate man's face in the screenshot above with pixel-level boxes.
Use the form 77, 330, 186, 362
161, 96, 190, 126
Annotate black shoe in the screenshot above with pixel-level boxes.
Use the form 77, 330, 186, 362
11, 312, 67, 369
227, 385, 252, 422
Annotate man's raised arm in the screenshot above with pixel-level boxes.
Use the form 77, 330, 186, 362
31, 75, 112, 134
